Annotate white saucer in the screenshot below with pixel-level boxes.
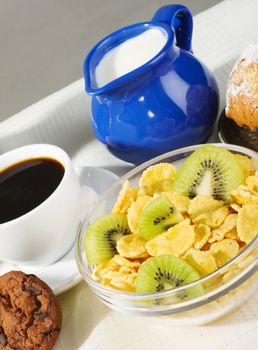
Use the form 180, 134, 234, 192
0, 166, 118, 295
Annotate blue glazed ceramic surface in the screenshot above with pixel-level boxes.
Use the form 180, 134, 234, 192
84, 5, 219, 164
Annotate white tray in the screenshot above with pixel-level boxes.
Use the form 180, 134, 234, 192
0, 0, 258, 349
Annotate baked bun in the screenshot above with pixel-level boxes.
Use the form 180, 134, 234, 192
225, 41, 258, 131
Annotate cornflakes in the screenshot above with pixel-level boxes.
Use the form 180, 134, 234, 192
229, 203, 241, 212
109, 273, 138, 292
139, 163, 176, 195
117, 234, 148, 259
163, 191, 190, 213
224, 228, 239, 240
246, 173, 258, 194
182, 246, 195, 258
209, 213, 237, 243
210, 239, 239, 268
127, 195, 152, 234
93, 258, 120, 281
234, 154, 251, 177
231, 184, 258, 205
188, 195, 224, 218
93, 255, 141, 292
192, 206, 229, 229
113, 254, 141, 269
185, 249, 217, 276
222, 267, 242, 283
89, 151, 258, 293
250, 158, 258, 172
222, 249, 257, 283
146, 219, 195, 257
238, 249, 258, 269
237, 205, 258, 243
194, 224, 211, 249
112, 180, 138, 214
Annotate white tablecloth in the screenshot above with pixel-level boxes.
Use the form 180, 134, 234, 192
0, 0, 258, 349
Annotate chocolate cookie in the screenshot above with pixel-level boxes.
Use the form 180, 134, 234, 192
0, 271, 62, 350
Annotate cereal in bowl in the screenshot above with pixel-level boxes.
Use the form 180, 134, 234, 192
84, 145, 257, 294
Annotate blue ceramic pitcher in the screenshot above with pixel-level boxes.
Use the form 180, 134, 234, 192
84, 4, 219, 164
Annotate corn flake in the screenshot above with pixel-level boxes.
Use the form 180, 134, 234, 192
93, 255, 141, 292
146, 219, 195, 257
163, 191, 190, 213
237, 205, 258, 243
192, 206, 229, 229
229, 203, 242, 213
93, 258, 120, 281
209, 213, 237, 243
246, 174, 258, 194
222, 267, 242, 283
234, 154, 251, 178
222, 249, 257, 283
182, 246, 195, 258
139, 163, 176, 196
117, 234, 148, 259
113, 254, 141, 269
127, 195, 152, 234
109, 273, 138, 292
194, 224, 211, 249
112, 180, 138, 214
210, 239, 239, 268
185, 249, 217, 276
188, 195, 224, 218
238, 249, 258, 269
250, 159, 258, 172
231, 184, 258, 205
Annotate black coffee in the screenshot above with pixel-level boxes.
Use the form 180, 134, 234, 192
0, 157, 64, 224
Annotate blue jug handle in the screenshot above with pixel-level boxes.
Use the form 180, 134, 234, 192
152, 4, 193, 52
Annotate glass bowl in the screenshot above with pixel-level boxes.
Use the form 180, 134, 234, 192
75, 143, 258, 326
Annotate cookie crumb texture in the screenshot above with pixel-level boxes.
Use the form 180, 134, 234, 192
0, 271, 62, 350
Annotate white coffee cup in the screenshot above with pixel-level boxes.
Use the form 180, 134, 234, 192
0, 144, 81, 266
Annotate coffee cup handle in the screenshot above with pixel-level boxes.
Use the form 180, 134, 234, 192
152, 4, 193, 52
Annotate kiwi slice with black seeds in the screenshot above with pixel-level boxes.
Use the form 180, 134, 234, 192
172, 145, 245, 201
136, 255, 204, 301
84, 213, 130, 264
138, 194, 183, 240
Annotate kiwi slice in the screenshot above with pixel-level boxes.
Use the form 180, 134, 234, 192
84, 213, 130, 264
138, 194, 183, 240
136, 255, 204, 301
172, 145, 245, 201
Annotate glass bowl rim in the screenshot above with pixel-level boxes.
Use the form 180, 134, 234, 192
75, 143, 258, 304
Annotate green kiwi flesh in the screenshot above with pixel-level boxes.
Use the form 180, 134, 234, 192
84, 213, 130, 264
135, 255, 204, 301
138, 194, 183, 240
172, 145, 245, 201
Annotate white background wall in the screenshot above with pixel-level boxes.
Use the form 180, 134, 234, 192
0, 0, 222, 121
